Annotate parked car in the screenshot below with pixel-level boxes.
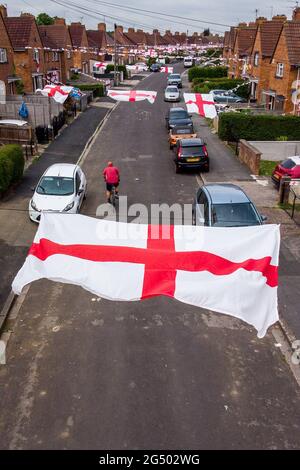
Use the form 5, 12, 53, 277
212, 90, 247, 104
150, 63, 161, 72
184, 57, 194, 68
272, 156, 300, 186
166, 107, 193, 130
167, 73, 182, 88
164, 85, 180, 102
174, 138, 209, 173
134, 62, 148, 72
192, 184, 266, 226
169, 125, 197, 149
29, 163, 87, 223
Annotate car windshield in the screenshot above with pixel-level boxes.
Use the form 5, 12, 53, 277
173, 128, 192, 135
37, 176, 74, 196
211, 203, 259, 227
282, 159, 296, 169
167, 87, 178, 93
170, 111, 188, 119
182, 145, 205, 156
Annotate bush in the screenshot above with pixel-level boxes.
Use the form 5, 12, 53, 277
76, 83, 104, 97
0, 145, 24, 195
188, 66, 227, 82
105, 64, 128, 79
219, 113, 300, 142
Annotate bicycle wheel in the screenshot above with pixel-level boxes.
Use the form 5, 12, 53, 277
111, 187, 116, 207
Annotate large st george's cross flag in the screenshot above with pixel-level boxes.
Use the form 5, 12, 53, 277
12, 214, 280, 338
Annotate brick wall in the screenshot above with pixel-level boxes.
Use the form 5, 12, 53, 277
238, 139, 261, 174
0, 13, 14, 88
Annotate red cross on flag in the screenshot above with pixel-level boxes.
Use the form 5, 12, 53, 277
38, 85, 74, 104
12, 214, 280, 338
184, 93, 217, 119
107, 89, 157, 104
94, 62, 107, 73
161, 66, 174, 74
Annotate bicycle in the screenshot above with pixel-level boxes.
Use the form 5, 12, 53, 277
109, 185, 119, 208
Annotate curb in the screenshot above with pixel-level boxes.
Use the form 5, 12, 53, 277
0, 291, 15, 335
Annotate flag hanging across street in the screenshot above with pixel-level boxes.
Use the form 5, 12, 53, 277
107, 89, 157, 104
184, 93, 217, 119
12, 214, 280, 338
161, 66, 174, 74
37, 85, 74, 104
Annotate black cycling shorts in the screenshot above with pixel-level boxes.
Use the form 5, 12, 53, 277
106, 182, 119, 191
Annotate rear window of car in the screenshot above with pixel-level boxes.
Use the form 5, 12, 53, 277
211, 203, 259, 227
169, 74, 181, 79
173, 128, 192, 135
170, 110, 189, 119
167, 87, 178, 93
181, 145, 205, 156
282, 159, 296, 169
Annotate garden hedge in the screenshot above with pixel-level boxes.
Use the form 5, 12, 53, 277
192, 78, 250, 99
0, 144, 24, 195
188, 66, 227, 82
76, 83, 104, 97
105, 64, 128, 79
219, 113, 300, 142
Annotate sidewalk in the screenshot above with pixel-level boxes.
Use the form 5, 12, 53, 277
0, 102, 111, 313
182, 71, 300, 340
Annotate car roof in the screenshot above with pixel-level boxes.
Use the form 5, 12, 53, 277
180, 138, 204, 146
169, 73, 180, 77
172, 126, 194, 132
202, 184, 251, 204
43, 163, 78, 178
166, 85, 178, 89
288, 156, 300, 165
170, 107, 185, 112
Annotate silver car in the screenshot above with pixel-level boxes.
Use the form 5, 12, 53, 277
164, 85, 180, 102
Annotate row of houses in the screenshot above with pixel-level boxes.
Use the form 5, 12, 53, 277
0, 5, 222, 95
223, 7, 300, 114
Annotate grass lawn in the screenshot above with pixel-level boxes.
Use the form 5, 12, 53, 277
259, 160, 279, 176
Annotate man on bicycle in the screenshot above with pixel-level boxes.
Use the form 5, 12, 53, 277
103, 161, 120, 203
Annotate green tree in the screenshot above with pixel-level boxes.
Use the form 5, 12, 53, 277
36, 13, 55, 25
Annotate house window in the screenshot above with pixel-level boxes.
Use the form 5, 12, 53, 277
52, 51, 59, 61
33, 48, 39, 62
276, 63, 284, 78
32, 74, 43, 91
254, 52, 259, 67
0, 48, 7, 63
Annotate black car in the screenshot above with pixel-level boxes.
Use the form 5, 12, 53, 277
150, 63, 161, 72
165, 107, 193, 130
174, 138, 209, 173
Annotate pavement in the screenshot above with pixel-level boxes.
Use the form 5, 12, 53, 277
0, 65, 300, 450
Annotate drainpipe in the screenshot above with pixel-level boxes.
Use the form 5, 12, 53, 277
293, 66, 300, 115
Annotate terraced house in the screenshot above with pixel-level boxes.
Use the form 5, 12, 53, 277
228, 23, 257, 79
0, 5, 16, 95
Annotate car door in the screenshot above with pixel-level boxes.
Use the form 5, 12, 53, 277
196, 190, 209, 225
75, 170, 84, 210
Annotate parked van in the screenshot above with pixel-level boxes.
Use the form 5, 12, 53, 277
184, 57, 194, 68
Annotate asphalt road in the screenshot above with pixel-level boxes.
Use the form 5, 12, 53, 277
1, 66, 300, 450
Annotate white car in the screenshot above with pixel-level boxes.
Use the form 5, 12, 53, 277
135, 62, 148, 72
164, 85, 180, 102
29, 163, 87, 223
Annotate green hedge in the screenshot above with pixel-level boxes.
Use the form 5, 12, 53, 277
188, 66, 227, 82
219, 113, 300, 142
0, 145, 24, 195
193, 78, 250, 100
76, 83, 104, 97
105, 64, 128, 79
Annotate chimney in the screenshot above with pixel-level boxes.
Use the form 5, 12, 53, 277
272, 14, 287, 22
98, 22, 106, 32
0, 4, 7, 17
128, 27, 135, 33
165, 30, 171, 35
153, 29, 159, 34
175, 31, 180, 35
20, 12, 34, 18
255, 16, 267, 25
71, 22, 82, 27
116, 25, 123, 33
137, 29, 143, 33
181, 32, 186, 37
193, 32, 198, 36
238, 22, 247, 28
54, 17, 66, 25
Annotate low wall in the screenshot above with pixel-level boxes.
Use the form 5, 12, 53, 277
248, 141, 300, 161
239, 139, 261, 175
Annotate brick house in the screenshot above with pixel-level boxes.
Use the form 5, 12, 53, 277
266, 9, 300, 113
0, 5, 16, 95
228, 23, 257, 79
249, 16, 286, 102
87, 23, 115, 59
223, 26, 237, 69
38, 19, 74, 84
69, 22, 90, 73
110, 25, 136, 64
4, 12, 45, 93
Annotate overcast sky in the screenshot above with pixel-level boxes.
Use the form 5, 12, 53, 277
6, 0, 296, 33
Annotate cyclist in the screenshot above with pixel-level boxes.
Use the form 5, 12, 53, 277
103, 161, 120, 203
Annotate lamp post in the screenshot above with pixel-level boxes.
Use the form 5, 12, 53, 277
114, 23, 117, 86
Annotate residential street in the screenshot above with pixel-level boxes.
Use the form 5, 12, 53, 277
1, 65, 300, 450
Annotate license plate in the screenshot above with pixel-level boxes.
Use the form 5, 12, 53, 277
186, 157, 200, 162
273, 174, 280, 180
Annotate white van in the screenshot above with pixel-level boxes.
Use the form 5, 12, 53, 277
184, 57, 194, 68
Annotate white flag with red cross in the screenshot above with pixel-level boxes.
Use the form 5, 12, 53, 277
38, 85, 74, 104
161, 66, 174, 74
107, 89, 157, 104
12, 214, 280, 338
184, 93, 217, 119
